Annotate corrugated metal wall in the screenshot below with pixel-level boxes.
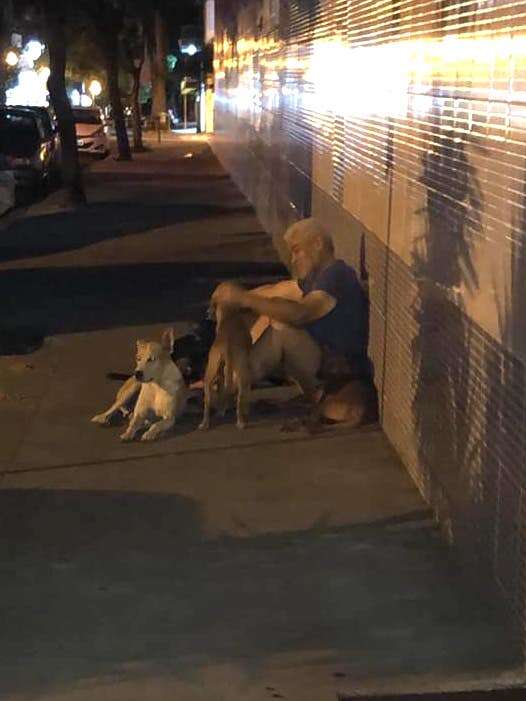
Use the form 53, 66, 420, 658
211, 0, 526, 641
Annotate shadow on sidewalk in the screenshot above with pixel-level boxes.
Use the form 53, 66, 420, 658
0, 487, 519, 699
1, 260, 285, 339
0, 201, 255, 264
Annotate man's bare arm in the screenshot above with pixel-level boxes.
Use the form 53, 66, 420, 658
241, 289, 335, 326
250, 279, 303, 301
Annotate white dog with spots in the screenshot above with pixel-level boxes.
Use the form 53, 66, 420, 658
91, 329, 187, 442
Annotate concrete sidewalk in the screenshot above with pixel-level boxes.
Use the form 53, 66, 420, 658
0, 136, 522, 701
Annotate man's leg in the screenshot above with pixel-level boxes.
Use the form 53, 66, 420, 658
249, 322, 322, 399
278, 324, 322, 399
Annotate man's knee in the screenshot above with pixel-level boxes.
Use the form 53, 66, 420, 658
274, 325, 320, 358
274, 326, 322, 382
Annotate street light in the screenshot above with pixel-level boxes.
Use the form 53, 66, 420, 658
5, 51, 18, 67
89, 79, 102, 97
38, 67, 50, 82
182, 43, 198, 56
71, 88, 81, 106
24, 40, 44, 63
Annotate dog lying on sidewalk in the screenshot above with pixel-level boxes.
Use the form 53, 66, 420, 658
281, 351, 378, 434
199, 302, 252, 431
91, 328, 188, 442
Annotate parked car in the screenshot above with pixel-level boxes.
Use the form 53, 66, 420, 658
72, 107, 109, 158
0, 106, 55, 194
0, 171, 15, 215
13, 105, 61, 175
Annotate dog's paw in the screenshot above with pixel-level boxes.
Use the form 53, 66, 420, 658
120, 431, 135, 442
140, 429, 159, 442
91, 413, 109, 425
236, 421, 246, 430
198, 421, 210, 431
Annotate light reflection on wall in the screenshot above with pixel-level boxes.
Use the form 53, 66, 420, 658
215, 31, 526, 126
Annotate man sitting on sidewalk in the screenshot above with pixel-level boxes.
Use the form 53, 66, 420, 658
211, 217, 371, 401
95, 218, 371, 427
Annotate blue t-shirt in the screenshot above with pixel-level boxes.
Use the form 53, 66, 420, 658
298, 259, 369, 370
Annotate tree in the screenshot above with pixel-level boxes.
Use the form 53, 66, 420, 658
66, 18, 105, 87
121, 10, 146, 152
45, 4, 86, 203
148, 6, 168, 126
80, 0, 132, 161
144, 0, 201, 128
14, 0, 86, 204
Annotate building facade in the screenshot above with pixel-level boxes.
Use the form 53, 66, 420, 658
211, 0, 526, 643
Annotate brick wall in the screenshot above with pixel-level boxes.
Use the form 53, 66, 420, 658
211, 0, 526, 643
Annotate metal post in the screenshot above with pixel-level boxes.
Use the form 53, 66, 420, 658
183, 93, 187, 130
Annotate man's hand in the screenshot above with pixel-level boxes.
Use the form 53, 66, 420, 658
212, 282, 247, 307
211, 280, 336, 327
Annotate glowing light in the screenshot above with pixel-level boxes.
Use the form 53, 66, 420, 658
5, 51, 18, 67
80, 93, 93, 107
217, 31, 526, 127
182, 43, 198, 56
6, 65, 49, 106
39, 66, 50, 82
70, 89, 81, 106
25, 40, 44, 63
89, 79, 102, 97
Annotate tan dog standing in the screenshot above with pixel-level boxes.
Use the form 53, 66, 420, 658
199, 304, 252, 430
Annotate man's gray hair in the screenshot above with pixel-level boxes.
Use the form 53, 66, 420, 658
284, 217, 334, 253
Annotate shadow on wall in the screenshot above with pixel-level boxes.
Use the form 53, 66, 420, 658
482, 165, 526, 615
413, 93, 526, 635
411, 101, 483, 543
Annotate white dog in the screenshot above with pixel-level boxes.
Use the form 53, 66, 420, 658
91, 329, 187, 442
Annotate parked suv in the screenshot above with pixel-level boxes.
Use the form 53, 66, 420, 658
13, 105, 61, 175
0, 106, 54, 193
73, 107, 109, 158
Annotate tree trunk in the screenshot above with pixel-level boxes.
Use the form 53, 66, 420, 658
0, 60, 7, 107
132, 65, 145, 152
46, 12, 86, 205
105, 41, 131, 161
150, 9, 168, 127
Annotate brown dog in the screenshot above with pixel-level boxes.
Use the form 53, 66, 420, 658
199, 304, 252, 430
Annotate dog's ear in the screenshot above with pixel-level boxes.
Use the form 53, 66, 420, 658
161, 327, 176, 353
